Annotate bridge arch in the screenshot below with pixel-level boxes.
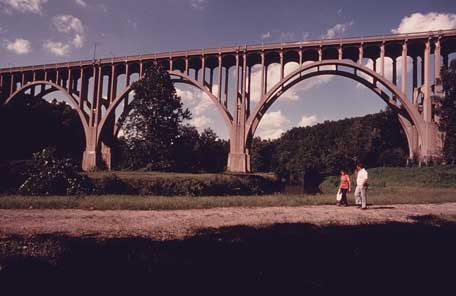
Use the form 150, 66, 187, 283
3, 80, 90, 142
245, 59, 426, 160
98, 70, 233, 142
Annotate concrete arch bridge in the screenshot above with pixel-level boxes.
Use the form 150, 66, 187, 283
1, 30, 456, 172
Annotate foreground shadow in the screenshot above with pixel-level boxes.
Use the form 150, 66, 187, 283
1, 215, 456, 295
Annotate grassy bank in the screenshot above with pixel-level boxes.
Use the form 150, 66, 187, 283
1, 186, 456, 210
1, 167, 455, 210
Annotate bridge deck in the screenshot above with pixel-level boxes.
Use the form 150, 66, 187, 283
1, 29, 456, 74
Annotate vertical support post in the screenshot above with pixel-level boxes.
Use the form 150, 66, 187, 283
169, 57, 173, 71
67, 68, 72, 92
298, 49, 303, 65
358, 44, 363, 64
234, 52, 239, 125
380, 43, 385, 77
423, 39, 431, 122
241, 51, 247, 133
56, 69, 60, 86
95, 65, 103, 128
44, 70, 48, 82
185, 57, 189, 76
21, 72, 25, 86
218, 54, 222, 102
280, 50, 284, 80
89, 65, 97, 126
139, 61, 144, 77
412, 57, 418, 105
318, 47, 322, 62
338, 45, 343, 60
201, 55, 206, 84
32, 71, 36, 82
261, 51, 266, 95
434, 38, 441, 95
247, 65, 251, 116
401, 41, 407, 94
110, 64, 117, 101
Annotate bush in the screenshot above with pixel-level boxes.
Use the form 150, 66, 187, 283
94, 174, 134, 195
18, 148, 93, 196
90, 173, 281, 196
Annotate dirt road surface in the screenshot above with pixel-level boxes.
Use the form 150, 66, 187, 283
1, 203, 455, 240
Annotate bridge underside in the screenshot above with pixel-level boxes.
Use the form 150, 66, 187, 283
1, 30, 454, 172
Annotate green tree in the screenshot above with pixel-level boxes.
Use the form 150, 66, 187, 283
436, 59, 456, 164
198, 128, 228, 172
119, 63, 191, 170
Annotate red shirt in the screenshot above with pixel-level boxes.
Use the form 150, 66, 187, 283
340, 175, 350, 189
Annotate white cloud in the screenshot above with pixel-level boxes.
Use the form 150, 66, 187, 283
50, 14, 85, 51
1, 0, 47, 15
74, 0, 86, 7
261, 31, 271, 40
298, 114, 318, 127
72, 33, 84, 48
176, 86, 214, 132
43, 40, 70, 56
256, 110, 290, 140
176, 88, 197, 104
191, 115, 212, 130
190, 0, 207, 10
248, 62, 334, 103
323, 20, 354, 39
337, 8, 343, 15
5, 38, 32, 54
392, 12, 456, 34
52, 14, 84, 35
194, 95, 212, 115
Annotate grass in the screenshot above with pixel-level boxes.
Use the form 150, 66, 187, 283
1, 186, 456, 211
88, 170, 276, 180
1, 167, 455, 210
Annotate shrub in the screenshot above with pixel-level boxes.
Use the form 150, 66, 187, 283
94, 174, 134, 195
90, 173, 281, 196
18, 148, 93, 196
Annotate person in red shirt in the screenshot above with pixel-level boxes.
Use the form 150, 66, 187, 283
338, 169, 351, 206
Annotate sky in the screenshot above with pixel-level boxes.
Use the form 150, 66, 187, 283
1, 0, 456, 139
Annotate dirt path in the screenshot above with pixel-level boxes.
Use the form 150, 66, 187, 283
1, 203, 455, 240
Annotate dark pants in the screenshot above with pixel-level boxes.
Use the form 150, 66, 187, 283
340, 188, 348, 205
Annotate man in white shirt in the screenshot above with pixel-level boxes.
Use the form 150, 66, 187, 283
354, 163, 368, 209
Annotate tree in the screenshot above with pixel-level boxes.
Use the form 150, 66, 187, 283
436, 59, 456, 164
119, 63, 191, 170
198, 128, 228, 172
0, 94, 85, 163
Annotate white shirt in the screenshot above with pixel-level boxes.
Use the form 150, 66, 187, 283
356, 168, 368, 186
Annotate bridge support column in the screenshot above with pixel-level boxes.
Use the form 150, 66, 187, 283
227, 123, 250, 173
82, 127, 99, 172
419, 122, 440, 162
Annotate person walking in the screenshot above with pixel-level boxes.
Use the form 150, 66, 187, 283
337, 169, 351, 206
354, 163, 369, 209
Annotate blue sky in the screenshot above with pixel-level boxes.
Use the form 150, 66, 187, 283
1, 0, 456, 139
